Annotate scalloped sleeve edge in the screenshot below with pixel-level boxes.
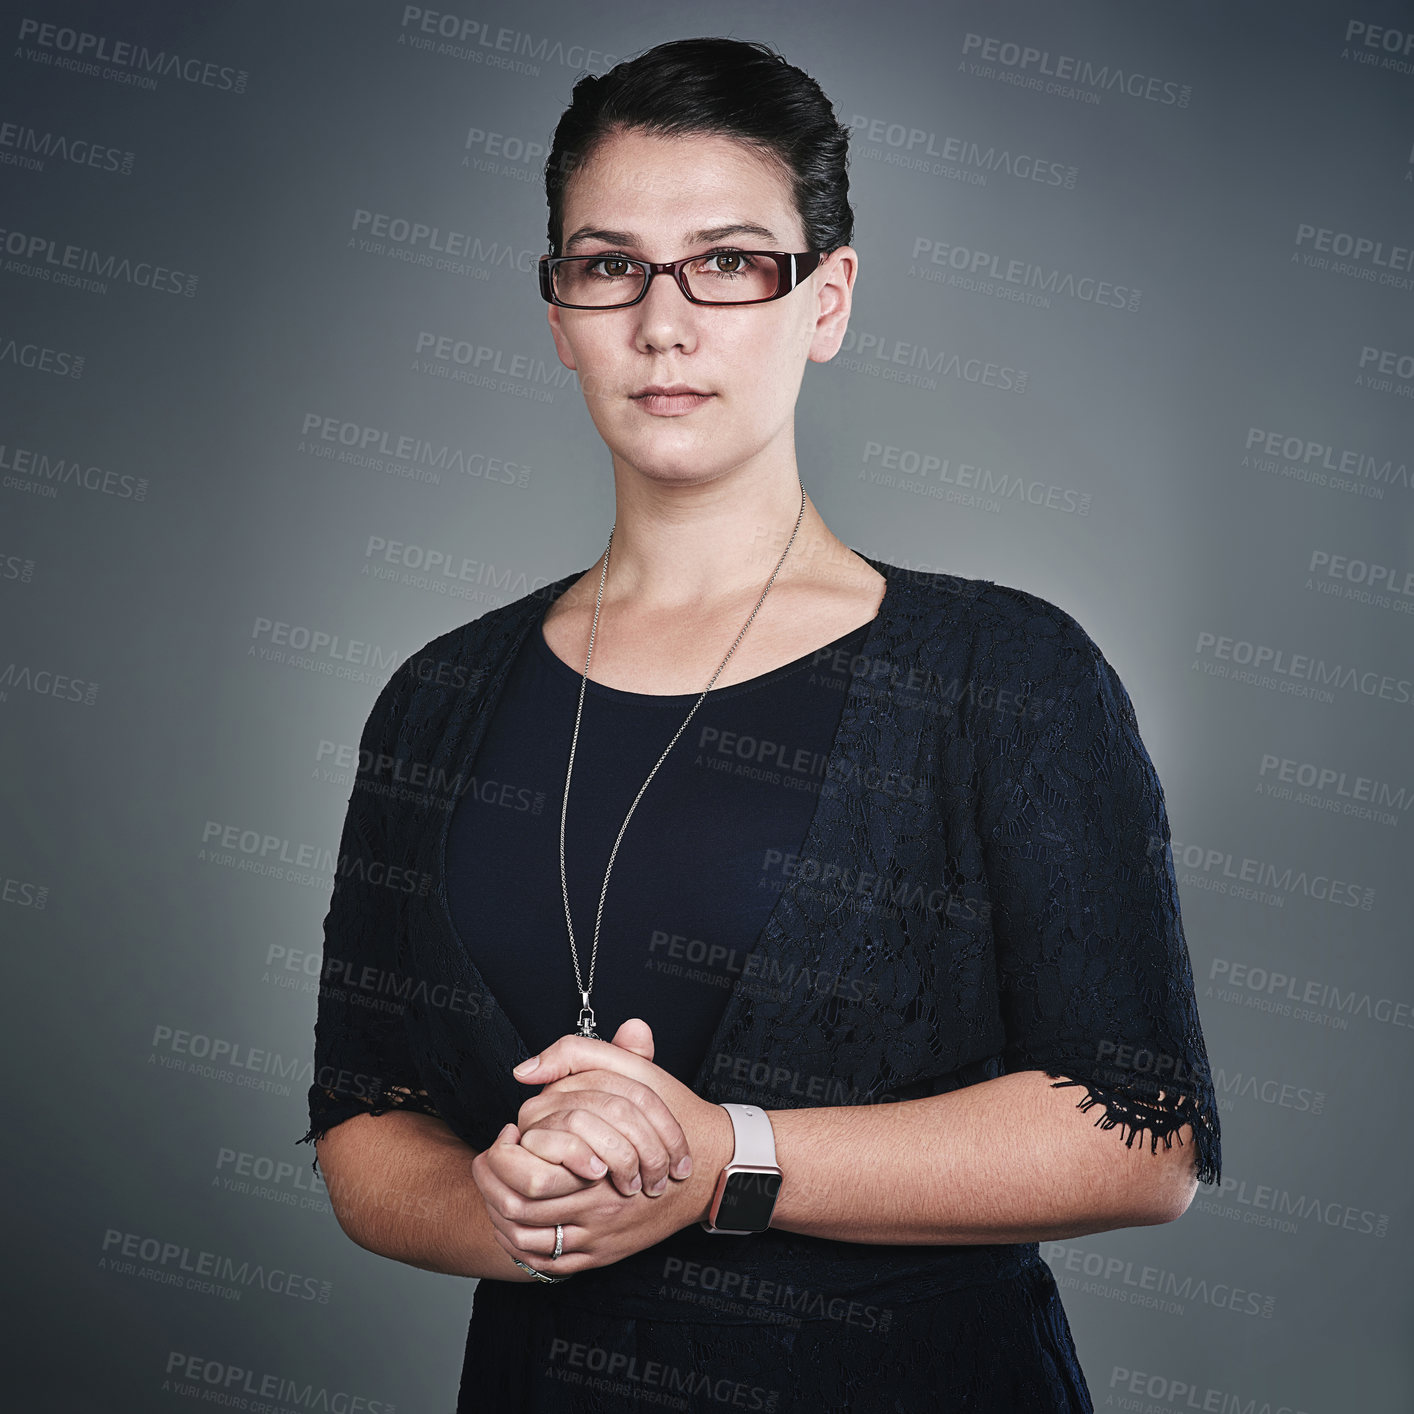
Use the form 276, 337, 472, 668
297, 1085, 446, 1176
1044, 1069, 1222, 1188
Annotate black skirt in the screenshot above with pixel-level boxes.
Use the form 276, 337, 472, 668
456, 1246, 1093, 1413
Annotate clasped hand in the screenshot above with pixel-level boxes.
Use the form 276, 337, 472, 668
470, 1018, 723, 1276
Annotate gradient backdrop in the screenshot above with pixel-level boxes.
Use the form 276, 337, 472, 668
3, 2, 1412, 1410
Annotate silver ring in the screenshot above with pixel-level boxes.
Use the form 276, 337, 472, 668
508, 1223, 572, 1283
510, 1256, 570, 1284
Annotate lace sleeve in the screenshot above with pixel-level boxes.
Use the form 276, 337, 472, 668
295, 659, 444, 1171
976, 599, 1221, 1187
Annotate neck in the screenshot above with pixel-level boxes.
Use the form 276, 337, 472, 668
591, 462, 848, 614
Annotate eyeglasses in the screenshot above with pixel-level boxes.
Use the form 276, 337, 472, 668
538, 249, 824, 309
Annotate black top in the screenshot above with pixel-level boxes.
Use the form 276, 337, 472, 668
445, 614, 874, 1081
300, 552, 1220, 1413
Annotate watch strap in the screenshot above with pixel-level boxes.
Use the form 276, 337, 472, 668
720, 1103, 778, 1168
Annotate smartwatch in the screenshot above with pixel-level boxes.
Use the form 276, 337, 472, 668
700, 1103, 783, 1235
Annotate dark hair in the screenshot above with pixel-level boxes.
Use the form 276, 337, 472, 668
544, 37, 853, 258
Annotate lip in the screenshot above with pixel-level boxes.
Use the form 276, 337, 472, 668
633, 383, 710, 397
631, 385, 715, 416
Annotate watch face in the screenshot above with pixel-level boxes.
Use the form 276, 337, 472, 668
716, 1167, 782, 1232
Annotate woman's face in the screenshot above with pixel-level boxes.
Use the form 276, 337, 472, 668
546, 127, 855, 488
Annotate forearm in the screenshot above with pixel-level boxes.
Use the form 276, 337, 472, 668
760, 1070, 1199, 1245
314, 1110, 540, 1281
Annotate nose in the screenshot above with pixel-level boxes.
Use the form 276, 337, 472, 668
639, 263, 693, 306
634, 263, 698, 349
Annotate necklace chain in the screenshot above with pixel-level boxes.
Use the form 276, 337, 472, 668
556, 482, 808, 1039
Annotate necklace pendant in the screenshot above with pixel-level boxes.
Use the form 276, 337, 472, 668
576, 1003, 600, 1040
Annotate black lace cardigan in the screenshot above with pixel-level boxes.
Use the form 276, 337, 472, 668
298, 551, 1220, 1314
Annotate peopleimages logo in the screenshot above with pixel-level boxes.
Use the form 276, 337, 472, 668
909, 236, 1141, 312
1258, 752, 1410, 822
1242, 425, 1410, 499
860, 440, 1091, 516
0, 661, 98, 706
1340, 19, 1414, 75
1167, 834, 1375, 911
1357, 344, 1414, 399
1209, 957, 1414, 1034
100, 1229, 330, 1302
1192, 628, 1413, 710
1203, 1170, 1390, 1239
0, 119, 134, 175
299, 411, 531, 487
14, 18, 249, 92
837, 328, 1028, 394
0, 224, 198, 296
0, 337, 83, 378
0, 439, 147, 499
411, 330, 576, 400
847, 114, 1077, 189
349, 207, 539, 272
396, 8, 621, 73
960, 32, 1192, 106
1107, 1366, 1310, 1414
163, 1351, 394, 1412
1306, 548, 1414, 614
1212, 1069, 1324, 1117
1293, 222, 1414, 291
1041, 1241, 1276, 1319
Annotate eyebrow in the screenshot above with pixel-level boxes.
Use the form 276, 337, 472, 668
563, 222, 779, 252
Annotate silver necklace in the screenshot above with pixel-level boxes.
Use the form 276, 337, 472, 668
556, 481, 808, 1040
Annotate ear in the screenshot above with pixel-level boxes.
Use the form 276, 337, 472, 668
546, 304, 578, 371
807, 246, 858, 365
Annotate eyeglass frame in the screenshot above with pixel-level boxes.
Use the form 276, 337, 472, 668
537, 248, 826, 309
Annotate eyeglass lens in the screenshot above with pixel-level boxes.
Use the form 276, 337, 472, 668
552, 252, 782, 306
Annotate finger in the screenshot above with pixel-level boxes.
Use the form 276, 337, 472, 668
476, 1125, 596, 1209
610, 1017, 655, 1062
527, 1106, 658, 1197
476, 1143, 605, 1240
510, 1220, 585, 1266
528, 1075, 692, 1184
522, 1072, 693, 1183
517, 1092, 675, 1197
489, 1220, 588, 1277
516, 1123, 611, 1184
513, 1033, 653, 1086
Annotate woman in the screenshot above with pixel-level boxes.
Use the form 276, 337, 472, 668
300, 37, 1221, 1412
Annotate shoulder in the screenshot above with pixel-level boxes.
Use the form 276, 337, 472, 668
883, 560, 1109, 676
877, 560, 1133, 730
967, 580, 1146, 754
967, 579, 1109, 680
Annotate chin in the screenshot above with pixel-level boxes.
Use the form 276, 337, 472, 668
618, 443, 729, 483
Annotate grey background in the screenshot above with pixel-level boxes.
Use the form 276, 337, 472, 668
3, 1, 1411, 1409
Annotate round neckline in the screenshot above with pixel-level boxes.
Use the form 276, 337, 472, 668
534, 612, 875, 703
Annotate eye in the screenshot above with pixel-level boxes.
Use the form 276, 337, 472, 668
585, 253, 641, 279
694, 248, 757, 277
